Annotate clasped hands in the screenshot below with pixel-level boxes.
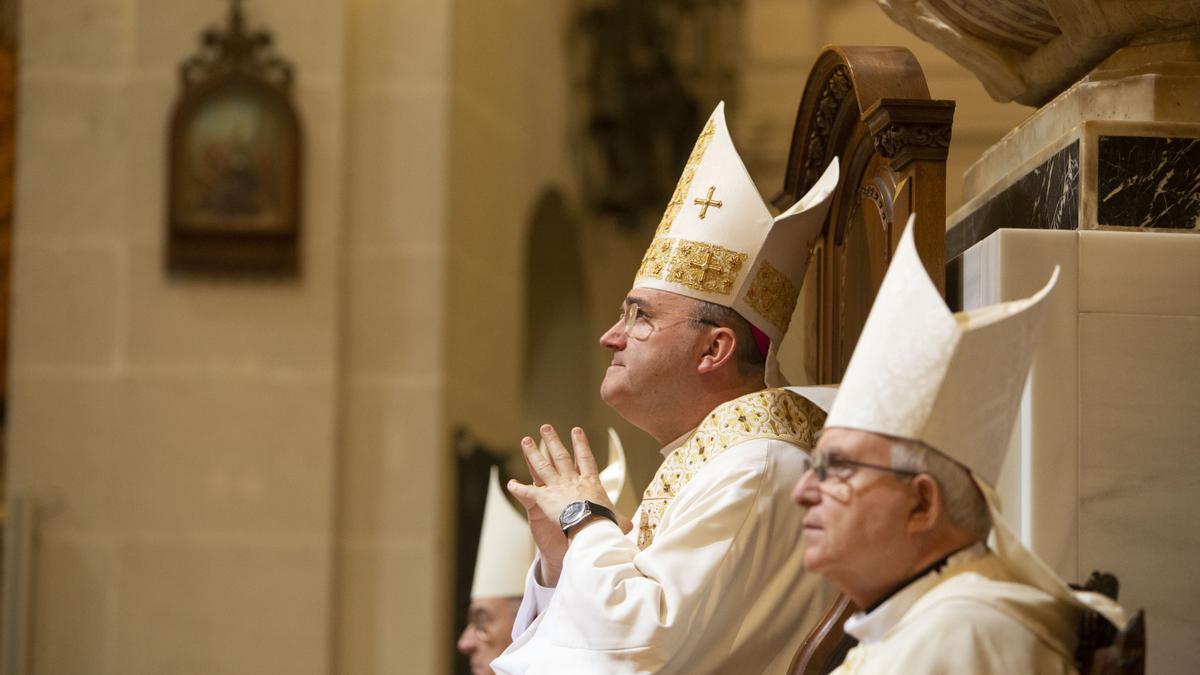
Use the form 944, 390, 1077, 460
507, 424, 632, 587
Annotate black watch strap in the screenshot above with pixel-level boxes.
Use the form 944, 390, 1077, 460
562, 501, 618, 536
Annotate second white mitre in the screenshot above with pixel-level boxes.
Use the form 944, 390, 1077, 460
826, 215, 1125, 626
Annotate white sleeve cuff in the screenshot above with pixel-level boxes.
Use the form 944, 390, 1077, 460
511, 555, 556, 641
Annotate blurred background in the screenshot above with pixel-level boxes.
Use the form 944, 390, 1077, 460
0, 0, 1030, 673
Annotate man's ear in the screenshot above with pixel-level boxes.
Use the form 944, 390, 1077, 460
907, 474, 942, 534
696, 325, 738, 375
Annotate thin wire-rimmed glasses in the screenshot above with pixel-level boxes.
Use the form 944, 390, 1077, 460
619, 302, 716, 341
805, 449, 921, 483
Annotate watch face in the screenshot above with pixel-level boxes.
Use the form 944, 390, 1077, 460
561, 501, 588, 526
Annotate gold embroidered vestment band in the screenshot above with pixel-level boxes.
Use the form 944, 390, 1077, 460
636, 237, 748, 296
637, 388, 826, 549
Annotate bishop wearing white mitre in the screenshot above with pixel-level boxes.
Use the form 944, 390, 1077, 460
459, 432, 637, 675
492, 102, 841, 674
794, 218, 1127, 673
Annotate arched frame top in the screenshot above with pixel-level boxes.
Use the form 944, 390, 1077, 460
772, 45, 955, 385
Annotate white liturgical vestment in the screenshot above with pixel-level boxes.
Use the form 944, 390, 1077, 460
491, 389, 835, 675
832, 544, 1082, 675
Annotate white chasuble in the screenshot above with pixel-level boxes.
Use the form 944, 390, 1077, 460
492, 389, 835, 675
833, 545, 1082, 675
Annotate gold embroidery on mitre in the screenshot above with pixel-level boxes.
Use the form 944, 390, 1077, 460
636, 237, 748, 296
636, 388, 826, 550
656, 118, 716, 235
693, 185, 723, 219
744, 261, 799, 333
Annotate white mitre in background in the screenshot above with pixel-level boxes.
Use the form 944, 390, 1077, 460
537, 428, 638, 513
600, 427, 639, 515
825, 215, 1124, 626
631, 101, 840, 388
825, 213, 1057, 486
472, 466, 537, 599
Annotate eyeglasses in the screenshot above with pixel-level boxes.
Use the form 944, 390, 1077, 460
805, 449, 920, 483
618, 302, 716, 341
467, 611, 500, 642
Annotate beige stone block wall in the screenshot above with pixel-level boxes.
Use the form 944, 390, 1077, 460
8, 1, 346, 673
447, 0, 574, 454
333, 0, 454, 672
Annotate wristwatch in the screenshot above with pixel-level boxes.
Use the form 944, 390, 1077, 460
559, 500, 618, 536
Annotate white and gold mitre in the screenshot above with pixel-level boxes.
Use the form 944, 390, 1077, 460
600, 428, 639, 514
633, 102, 839, 354
825, 215, 1058, 486
471, 466, 536, 599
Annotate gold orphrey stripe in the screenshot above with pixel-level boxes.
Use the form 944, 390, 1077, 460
656, 118, 717, 235
636, 237, 748, 296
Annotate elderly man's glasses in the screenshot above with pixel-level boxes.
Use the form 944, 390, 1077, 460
619, 302, 716, 341
805, 449, 920, 483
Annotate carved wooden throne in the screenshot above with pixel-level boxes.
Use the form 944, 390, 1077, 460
772, 46, 953, 385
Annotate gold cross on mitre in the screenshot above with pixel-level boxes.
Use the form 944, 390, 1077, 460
686, 250, 724, 286
693, 185, 723, 219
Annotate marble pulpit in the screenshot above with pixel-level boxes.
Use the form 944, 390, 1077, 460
873, 3, 1200, 672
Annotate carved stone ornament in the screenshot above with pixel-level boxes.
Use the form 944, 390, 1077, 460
167, 0, 303, 276
875, 0, 1200, 105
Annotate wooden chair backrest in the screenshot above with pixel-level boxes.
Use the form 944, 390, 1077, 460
780, 44, 954, 674
772, 45, 954, 384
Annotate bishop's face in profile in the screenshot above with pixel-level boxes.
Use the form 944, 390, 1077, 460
456, 596, 520, 675
793, 429, 916, 579
598, 288, 714, 437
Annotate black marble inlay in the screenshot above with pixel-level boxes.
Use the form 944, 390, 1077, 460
1098, 135, 1200, 229
946, 140, 1079, 261
944, 256, 963, 312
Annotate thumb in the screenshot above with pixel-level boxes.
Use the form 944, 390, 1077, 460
507, 479, 539, 508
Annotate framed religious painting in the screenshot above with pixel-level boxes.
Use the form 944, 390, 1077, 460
167, 1, 302, 276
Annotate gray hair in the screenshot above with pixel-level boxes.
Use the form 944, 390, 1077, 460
689, 300, 766, 380
890, 439, 992, 541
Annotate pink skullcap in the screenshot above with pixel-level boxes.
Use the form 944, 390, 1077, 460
749, 323, 771, 359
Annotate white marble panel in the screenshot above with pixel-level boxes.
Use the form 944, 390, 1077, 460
1079, 230, 1200, 317
1079, 313, 1200, 675
960, 230, 1080, 578
996, 230, 1080, 579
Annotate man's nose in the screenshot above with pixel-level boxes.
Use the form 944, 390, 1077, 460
456, 626, 476, 654
792, 467, 821, 508
599, 319, 626, 350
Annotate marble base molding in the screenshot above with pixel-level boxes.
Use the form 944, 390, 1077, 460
947, 122, 1200, 260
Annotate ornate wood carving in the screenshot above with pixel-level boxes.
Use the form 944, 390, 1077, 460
864, 98, 955, 169
775, 46, 954, 385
